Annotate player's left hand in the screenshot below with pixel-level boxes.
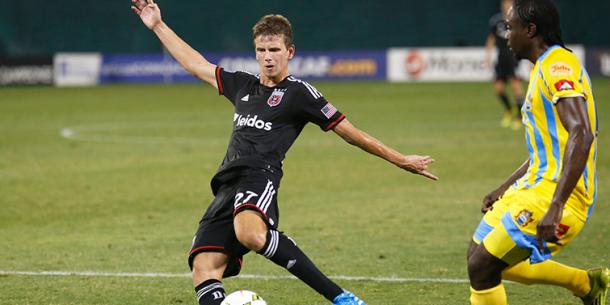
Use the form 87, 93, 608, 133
536, 202, 564, 252
398, 155, 438, 181
481, 188, 505, 213
131, 0, 162, 30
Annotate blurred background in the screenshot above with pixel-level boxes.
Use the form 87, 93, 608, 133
1, 0, 609, 86
1, 0, 609, 55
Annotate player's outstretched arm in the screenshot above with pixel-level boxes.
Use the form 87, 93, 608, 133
131, 0, 217, 88
481, 158, 529, 213
536, 96, 594, 249
332, 119, 438, 181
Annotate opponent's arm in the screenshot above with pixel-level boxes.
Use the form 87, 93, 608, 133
481, 158, 529, 213
485, 33, 496, 68
332, 119, 437, 181
131, 0, 217, 88
536, 96, 594, 249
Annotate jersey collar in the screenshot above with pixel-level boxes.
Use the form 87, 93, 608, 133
537, 45, 562, 64
258, 74, 292, 89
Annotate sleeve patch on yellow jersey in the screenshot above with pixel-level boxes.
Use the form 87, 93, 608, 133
554, 79, 575, 91
549, 62, 573, 77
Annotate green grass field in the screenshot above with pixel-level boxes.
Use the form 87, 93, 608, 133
1, 80, 609, 305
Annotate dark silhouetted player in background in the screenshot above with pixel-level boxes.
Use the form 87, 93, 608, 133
486, 0, 525, 130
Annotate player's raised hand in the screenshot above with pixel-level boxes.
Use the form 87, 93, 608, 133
131, 0, 162, 30
398, 155, 438, 181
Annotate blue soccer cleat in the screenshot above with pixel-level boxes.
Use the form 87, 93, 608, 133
332, 290, 366, 305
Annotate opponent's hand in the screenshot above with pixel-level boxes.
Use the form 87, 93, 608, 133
481, 189, 504, 213
484, 56, 492, 69
536, 202, 564, 252
131, 0, 162, 30
397, 155, 438, 181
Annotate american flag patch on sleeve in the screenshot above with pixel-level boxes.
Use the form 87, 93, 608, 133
321, 103, 337, 119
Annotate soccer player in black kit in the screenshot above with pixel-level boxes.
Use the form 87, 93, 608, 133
132, 1, 437, 304
485, 0, 525, 130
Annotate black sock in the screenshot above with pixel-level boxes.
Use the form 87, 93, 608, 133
515, 97, 524, 117
259, 230, 343, 301
498, 93, 511, 111
195, 279, 225, 305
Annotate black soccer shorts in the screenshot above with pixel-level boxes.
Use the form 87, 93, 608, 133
188, 168, 281, 277
495, 56, 518, 82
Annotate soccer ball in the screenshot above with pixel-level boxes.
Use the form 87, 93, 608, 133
220, 290, 267, 305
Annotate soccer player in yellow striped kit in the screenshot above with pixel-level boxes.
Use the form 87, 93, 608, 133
467, 0, 608, 304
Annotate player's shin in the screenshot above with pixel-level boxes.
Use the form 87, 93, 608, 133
502, 260, 590, 296
498, 93, 511, 111
515, 97, 524, 112
258, 229, 343, 301
195, 279, 226, 305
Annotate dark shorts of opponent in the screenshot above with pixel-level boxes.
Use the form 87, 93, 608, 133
495, 55, 519, 82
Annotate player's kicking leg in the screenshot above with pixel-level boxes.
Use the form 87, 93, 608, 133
234, 210, 366, 305
191, 252, 230, 305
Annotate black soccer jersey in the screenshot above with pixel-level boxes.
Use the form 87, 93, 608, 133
489, 12, 515, 63
210, 67, 345, 190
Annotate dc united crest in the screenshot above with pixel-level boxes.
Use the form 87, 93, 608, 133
267, 89, 286, 107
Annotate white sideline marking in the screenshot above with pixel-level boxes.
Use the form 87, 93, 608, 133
59, 126, 211, 146
0, 270, 469, 283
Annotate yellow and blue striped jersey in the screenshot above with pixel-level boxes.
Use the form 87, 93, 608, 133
513, 45, 598, 221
